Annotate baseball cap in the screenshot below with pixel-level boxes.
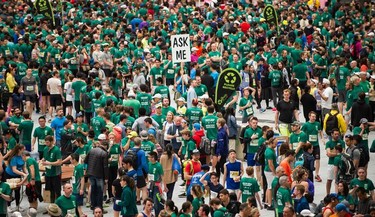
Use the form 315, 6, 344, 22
192, 149, 200, 155
322, 78, 330, 85
140, 130, 148, 139
177, 97, 185, 102
193, 123, 201, 130
155, 103, 162, 108
336, 203, 350, 212
127, 131, 138, 138
76, 112, 83, 117
310, 79, 318, 85
153, 94, 162, 99
291, 121, 301, 126
98, 134, 107, 140
223, 32, 229, 36
360, 118, 368, 124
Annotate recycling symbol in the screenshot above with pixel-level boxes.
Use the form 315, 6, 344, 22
266, 8, 272, 16
224, 72, 236, 84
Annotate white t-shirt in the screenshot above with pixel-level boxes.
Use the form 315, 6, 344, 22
64, 82, 73, 102
47, 77, 62, 95
321, 87, 333, 109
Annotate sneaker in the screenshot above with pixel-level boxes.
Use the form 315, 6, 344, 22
266, 107, 272, 110
103, 203, 109, 208
315, 175, 322, 182
103, 210, 108, 214
259, 108, 266, 113
178, 193, 186, 198
272, 107, 277, 111
17, 206, 25, 212
105, 198, 112, 204
86, 202, 91, 208
179, 181, 186, 187
8, 207, 17, 213
136, 201, 141, 205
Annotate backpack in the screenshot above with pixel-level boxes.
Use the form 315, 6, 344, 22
126, 148, 140, 170
279, 70, 289, 89
356, 143, 370, 167
254, 142, 267, 165
199, 137, 211, 155
294, 155, 305, 168
217, 208, 233, 217
325, 113, 339, 135
81, 92, 92, 111
338, 153, 355, 184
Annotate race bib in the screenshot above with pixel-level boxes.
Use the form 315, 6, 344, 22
292, 142, 299, 150
79, 154, 86, 164
229, 171, 239, 179
168, 69, 174, 74
39, 139, 45, 146
246, 107, 254, 115
71, 176, 76, 184
26, 86, 34, 91
245, 77, 249, 83
71, 59, 77, 64
309, 135, 318, 142
39, 52, 45, 57
111, 154, 119, 162
55, 54, 60, 59
176, 136, 182, 143
5, 50, 10, 55
362, 134, 368, 140
67, 209, 75, 214
250, 139, 258, 146
45, 165, 52, 170
155, 74, 162, 79
148, 174, 155, 182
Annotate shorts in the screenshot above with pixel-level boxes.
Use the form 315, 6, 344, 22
113, 197, 121, 211
247, 153, 260, 167
50, 94, 62, 107
26, 181, 42, 203
264, 171, 274, 189
166, 78, 174, 86
279, 123, 291, 137
228, 189, 240, 194
338, 90, 346, 102
73, 193, 84, 206
312, 145, 320, 160
41, 91, 50, 96
25, 94, 37, 103
65, 101, 73, 107
327, 164, 334, 180
137, 175, 146, 188
45, 175, 61, 196
103, 68, 112, 77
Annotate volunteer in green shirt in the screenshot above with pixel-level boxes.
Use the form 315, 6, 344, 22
4, 129, 16, 152
152, 104, 166, 130
71, 74, 87, 115
289, 121, 307, 158
42, 135, 62, 203
32, 116, 54, 160
238, 167, 261, 204
201, 106, 218, 140
22, 151, 42, 209
194, 76, 208, 97
349, 168, 375, 195
74, 113, 89, 142
70, 153, 85, 216
276, 175, 292, 216
0, 175, 12, 215
137, 85, 152, 115
55, 183, 77, 217
90, 108, 106, 139
292, 59, 309, 88
264, 137, 278, 208
140, 131, 157, 157
164, 54, 176, 85
154, 77, 170, 100
185, 105, 203, 130
244, 117, 262, 166
17, 111, 34, 152
150, 59, 164, 88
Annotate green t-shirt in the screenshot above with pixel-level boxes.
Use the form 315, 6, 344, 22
154, 85, 170, 99
136, 92, 152, 115
349, 178, 375, 194
90, 116, 106, 139
43, 145, 62, 177
18, 120, 34, 145
337, 67, 350, 90
239, 96, 254, 118
301, 121, 321, 146
74, 145, 91, 164
353, 127, 369, 150
293, 64, 308, 81
202, 114, 218, 140
289, 131, 307, 157
148, 161, 163, 182
150, 67, 164, 85
186, 107, 203, 128
192, 197, 203, 217
72, 163, 84, 194
141, 140, 156, 157
55, 194, 77, 217
0, 182, 11, 214
268, 70, 282, 87
194, 84, 208, 97
71, 80, 86, 101
213, 207, 227, 217
151, 114, 166, 130
276, 187, 292, 213
6, 136, 17, 151
109, 144, 121, 167
326, 139, 345, 165
244, 127, 262, 154
182, 139, 196, 159
264, 147, 277, 172
123, 99, 141, 118
74, 123, 89, 143
33, 126, 54, 152
239, 177, 260, 203
26, 157, 41, 182
162, 106, 176, 116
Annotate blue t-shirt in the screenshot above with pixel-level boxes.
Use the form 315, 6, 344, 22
51, 116, 66, 141
6, 156, 24, 177
187, 171, 210, 196
126, 169, 138, 185
224, 160, 242, 190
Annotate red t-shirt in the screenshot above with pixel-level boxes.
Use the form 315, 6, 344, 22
185, 160, 201, 185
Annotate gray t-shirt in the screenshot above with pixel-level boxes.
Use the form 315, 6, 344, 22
21, 76, 37, 96
346, 146, 360, 161
100, 52, 113, 69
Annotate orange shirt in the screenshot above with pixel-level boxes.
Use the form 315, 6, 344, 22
279, 159, 292, 183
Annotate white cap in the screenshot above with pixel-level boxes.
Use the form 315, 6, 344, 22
368, 32, 374, 37
177, 97, 185, 102
192, 47, 198, 51
223, 32, 229, 36
322, 78, 330, 85
310, 79, 318, 85
98, 134, 106, 140
300, 209, 315, 216
152, 93, 162, 99
52, 40, 58, 44
234, 20, 240, 25
371, 75, 375, 79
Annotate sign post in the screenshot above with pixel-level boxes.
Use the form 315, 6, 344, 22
171, 34, 191, 63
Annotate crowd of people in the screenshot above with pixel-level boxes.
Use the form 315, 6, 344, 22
0, 0, 374, 216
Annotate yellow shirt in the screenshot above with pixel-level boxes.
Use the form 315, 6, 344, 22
6, 73, 17, 93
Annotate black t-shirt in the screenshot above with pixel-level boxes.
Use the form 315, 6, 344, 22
276, 99, 295, 124
208, 181, 224, 195
112, 178, 122, 198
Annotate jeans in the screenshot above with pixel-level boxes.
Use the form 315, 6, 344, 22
89, 176, 104, 209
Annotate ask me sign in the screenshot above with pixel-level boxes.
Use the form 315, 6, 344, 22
171, 34, 191, 63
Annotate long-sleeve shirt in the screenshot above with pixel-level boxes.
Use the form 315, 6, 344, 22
187, 88, 197, 109
216, 127, 228, 157
118, 186, 138, 216
84, 147, 109, 180
125, 147, 149, 176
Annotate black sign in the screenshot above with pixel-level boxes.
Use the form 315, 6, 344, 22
214, 68, 242, 107
263, 5, 278, 34
34, 0, 55, 26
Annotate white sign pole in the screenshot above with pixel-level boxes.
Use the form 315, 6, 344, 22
171, 34, 191, 63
